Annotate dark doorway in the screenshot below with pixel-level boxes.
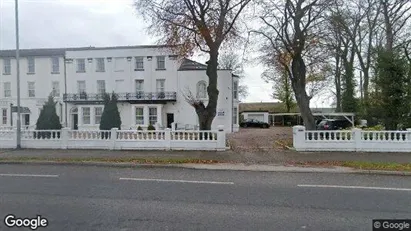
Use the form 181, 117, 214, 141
24, 114, 30, 126
73, 114, 78, 130
166, 113, 174, 128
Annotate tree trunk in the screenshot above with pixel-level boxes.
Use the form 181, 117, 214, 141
334, 52, 342, 112
196, 49, 219, 130
291, 55, 316, 130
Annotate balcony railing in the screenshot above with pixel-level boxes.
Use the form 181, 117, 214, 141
63, 92, 177, 103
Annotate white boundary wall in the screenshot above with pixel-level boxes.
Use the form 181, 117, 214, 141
0, 126, 226, 151
293, 126, 411, 152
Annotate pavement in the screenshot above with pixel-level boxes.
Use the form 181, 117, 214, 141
0, 164, 410, 231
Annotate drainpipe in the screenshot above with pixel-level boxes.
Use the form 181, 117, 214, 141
64, 55, 68, 127
231, 74, 234, 133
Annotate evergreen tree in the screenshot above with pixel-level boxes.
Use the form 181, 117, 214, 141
99, 92, 122, 130
375, 49, 408, 130
36, 94, 62, 130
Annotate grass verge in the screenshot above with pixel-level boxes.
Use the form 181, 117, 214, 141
287, 161, 411, 172
0, 157, 223, 164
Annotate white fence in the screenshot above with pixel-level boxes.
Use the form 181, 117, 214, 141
0, 126, 226, 151
293, 126, 411, 152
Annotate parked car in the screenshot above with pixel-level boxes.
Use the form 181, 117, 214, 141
240, 119, 270, 128
316, 119, 353, 130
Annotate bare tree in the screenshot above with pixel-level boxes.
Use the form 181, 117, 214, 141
380, 0, 411, 51
134, 0, 252, 130
218, 51, 249, 100
253, 0, 330, 130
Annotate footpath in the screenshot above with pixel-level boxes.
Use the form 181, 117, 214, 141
0, 149, 410, 175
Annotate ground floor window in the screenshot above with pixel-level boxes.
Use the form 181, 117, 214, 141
94, 107, 103, 124
149, 107, 157, 125
82, 107, 91, 124
135, 107, 144, 125
233, 107, 238, 125
2, 109, 7, 125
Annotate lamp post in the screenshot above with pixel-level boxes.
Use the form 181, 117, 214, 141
15, 0, 21, 149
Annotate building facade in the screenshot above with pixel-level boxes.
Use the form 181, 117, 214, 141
0, 45, 240, 133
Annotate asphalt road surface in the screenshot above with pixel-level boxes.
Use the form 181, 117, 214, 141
0, 164, 410, 231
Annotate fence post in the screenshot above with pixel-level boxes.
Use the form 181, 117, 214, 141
407, 129, 411, 149
292, 126, 305, 151
352, 128, 362, 152
61, 128, 69, 149
216, 125, 226, 151
110, 128, 118, 150
165, 128, 171, 150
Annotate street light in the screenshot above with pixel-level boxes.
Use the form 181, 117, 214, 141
15, 0, 21, 149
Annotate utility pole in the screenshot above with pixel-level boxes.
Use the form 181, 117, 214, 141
15, 0, 21, 149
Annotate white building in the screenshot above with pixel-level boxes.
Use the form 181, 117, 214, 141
0, 45, 240, 133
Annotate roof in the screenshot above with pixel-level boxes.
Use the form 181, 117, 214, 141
0, 45, 175, 58
178, 58, 208, 71
239, 102, 298, 114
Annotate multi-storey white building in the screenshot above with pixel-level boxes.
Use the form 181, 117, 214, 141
0, 45, 240, 133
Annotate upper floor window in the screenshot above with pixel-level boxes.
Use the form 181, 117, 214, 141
96, 58, 105, 72
52, 81, 60, 97
135, 57, 144, 70
3, 82, 11, 97
77, 81, 86, 94
51, 57, 60, 73
156, 56, 165, 69
3, 58, 11, 75
233, 81, 238, 100
197, 81, 207, 99
76, 59, 86, 72
27, 57, 35, 73
156, 79, 165, 93
97, 80, 106, 95
28, 81, 35, 97
135, 80, 144, 93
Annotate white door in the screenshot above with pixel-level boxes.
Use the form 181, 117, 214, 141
248, 114, 264, 122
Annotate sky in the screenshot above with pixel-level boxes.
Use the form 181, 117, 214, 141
0, 0, 332, 107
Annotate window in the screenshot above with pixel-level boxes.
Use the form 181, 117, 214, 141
197, 81, 207, 98
94, 107, 103, 124
52, 81, 60, 97
82, 107, 91, 125
3, 58, 11, 75
135, 57, 144, 70
3, 82, 11, 97
28, 82, 35, 97
156, 79, 165, 92
135, 107, 144, 125
51, 57, 59, 73
114, 58, 124, 72
76, 59, 86, 72
135, 80, 144, 93
96, 58, 105, 72
97, 80, 106, 94
149, 107, 157, 125
156, 56, 165, 69
233, 81, 238, 99
27, 57, 35, 73
233, 107, 238, 125
77, 81, 86, 95
2, 109, 7, 125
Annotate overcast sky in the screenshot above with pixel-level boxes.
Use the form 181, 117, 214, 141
0, 0, 331, 107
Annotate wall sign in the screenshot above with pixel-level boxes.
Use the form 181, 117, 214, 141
217, 109, 225, 117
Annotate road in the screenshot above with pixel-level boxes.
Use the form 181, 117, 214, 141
0, 164, 410, 231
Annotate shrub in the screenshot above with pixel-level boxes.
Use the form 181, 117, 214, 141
137, 126, 143, 131
99, 92, 122, 131
147, 124, 156, 131
35, 94, 62, 139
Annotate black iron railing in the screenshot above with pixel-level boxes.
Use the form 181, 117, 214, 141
63, 92, 177, 102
